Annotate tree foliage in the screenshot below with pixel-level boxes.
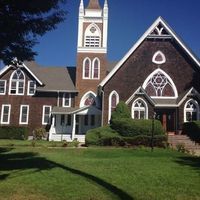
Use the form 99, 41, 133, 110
111, 101, 131, 122
0, 0, 67, 64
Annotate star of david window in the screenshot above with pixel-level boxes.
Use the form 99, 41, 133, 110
144, 70, 176, 97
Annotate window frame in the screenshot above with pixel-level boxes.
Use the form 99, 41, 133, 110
83, 58, 92, 79
62, 93, 71, 107
92, 58, 100, 79
0, 80, 6, 95
1, 104, 11, 124
42, 106, 52, 125
132, 98, 148, 120
108, 91, 119, 122
27, 80, 36, 96
184, 99, 199, 122
9, 69, 25, 95
19, 105, 29, 125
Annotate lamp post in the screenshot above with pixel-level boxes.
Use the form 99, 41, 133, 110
151, 112, 156, 152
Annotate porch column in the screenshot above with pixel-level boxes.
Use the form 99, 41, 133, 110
72, 114, 76, 140
49, 114, 55, 141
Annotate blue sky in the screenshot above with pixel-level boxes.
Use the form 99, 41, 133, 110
33, 0, 200, 67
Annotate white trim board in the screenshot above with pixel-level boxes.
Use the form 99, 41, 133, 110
99, 16, 200, 87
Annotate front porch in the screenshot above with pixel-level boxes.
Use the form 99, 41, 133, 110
49, 106, 101, 142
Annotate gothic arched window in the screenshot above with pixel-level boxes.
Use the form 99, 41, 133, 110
184, 99, 199, 122
108, 91, 119, 122
84, 24, 101, 47
9, 69, 25, 95
132, 99, 148, 119
80, 91, 98, 108
83, 58, 91, 79
92, 58, 100, 79
143, 69, 178, 98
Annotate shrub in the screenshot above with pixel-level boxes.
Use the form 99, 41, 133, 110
85, 126, 120, 146
111, 118, 165, 137
123, 135, 167, 148
33, 127, 46, 140
182, 121, 200, 144
111, 101, 131, 122
0, 126, 29, 140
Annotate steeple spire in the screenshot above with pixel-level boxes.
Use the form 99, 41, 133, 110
104, 0, 108, 9
86, 0, 101, 9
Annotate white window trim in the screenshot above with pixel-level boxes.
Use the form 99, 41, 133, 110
83, 57, 92, 79
0, 80, 7, 95
1, 104, 11, 124
84, 23, 102, 48
184, 99, 199, 122
152, 50, 166, 64
92, 58, 100, 79
9, 69, 25, 95
142, 68, 178, 99
80, 91, 97, 108
132, 98, 148, 119
19, 105, 29, 125
62, 93, 71, 107
42, 105, 52, 125
27, 80, 36, 96
108, 90, 119, 122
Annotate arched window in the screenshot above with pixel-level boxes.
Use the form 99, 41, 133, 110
184, 99, 199, 122
84, 24, 101, 47
92, 58, 100, 79
108, 91, 119, 122
9, 69, 25, 95
83, 58, 91, 79
80, 91, 98, 108
132, 99, 148, 119
143, 69, 178, 98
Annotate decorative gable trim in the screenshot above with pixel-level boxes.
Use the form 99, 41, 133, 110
178, 87, 200, 106
99, 16, 200, 87
0, 62, 43, 86
126, 86, 155, 106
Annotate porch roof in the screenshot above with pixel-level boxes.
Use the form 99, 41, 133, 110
52, 106, 101, 115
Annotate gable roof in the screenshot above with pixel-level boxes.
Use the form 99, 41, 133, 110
0, 61, 43, 85
86, 0, 101, 9
99, 16, 200, 87
24, 61, 77, 92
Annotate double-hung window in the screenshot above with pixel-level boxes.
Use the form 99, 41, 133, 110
1, 104, 11, 124
63, 93, 71, 107
42, 106, 51, 125
19, 105, 29, 124
27, 81, 36, 95
0, 80, 6, 95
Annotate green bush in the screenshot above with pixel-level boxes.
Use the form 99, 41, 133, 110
123, 135, 167, 148
111, 101, 131, 122
85, 126, 120, 146
86, 126, 167, 147
111, 118, 165, 137
182, 121, 200, 143
0, 126, 29, 140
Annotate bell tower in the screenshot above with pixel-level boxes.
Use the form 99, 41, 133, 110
76, 0, 108, 107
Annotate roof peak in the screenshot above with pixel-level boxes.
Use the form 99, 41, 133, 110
86, 0, 101, 9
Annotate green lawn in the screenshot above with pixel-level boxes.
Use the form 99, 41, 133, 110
0, 141, 199, 200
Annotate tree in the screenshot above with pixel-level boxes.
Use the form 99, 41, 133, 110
110, 101, 131, 122
0, 0, 67, 64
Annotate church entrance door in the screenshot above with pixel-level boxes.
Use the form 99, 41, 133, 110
155, 109, 176, 134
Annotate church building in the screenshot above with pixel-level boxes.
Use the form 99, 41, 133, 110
0, 0, 199, 142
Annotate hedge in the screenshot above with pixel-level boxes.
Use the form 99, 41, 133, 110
111, 118, 165, 137
85, 126, 119, 146
182, 121, 200, 143
86, 126, 167, 147
0, 126, 29, 140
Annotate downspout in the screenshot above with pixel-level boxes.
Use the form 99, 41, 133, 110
99, 86, 104, 127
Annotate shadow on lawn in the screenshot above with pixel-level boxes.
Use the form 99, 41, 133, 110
176, 156, 200, 172
0, 147, 134, 200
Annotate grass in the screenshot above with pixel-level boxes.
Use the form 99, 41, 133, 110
0, 140, 199, 200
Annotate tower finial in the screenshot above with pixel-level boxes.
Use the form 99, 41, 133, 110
104, 0, 108, 8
